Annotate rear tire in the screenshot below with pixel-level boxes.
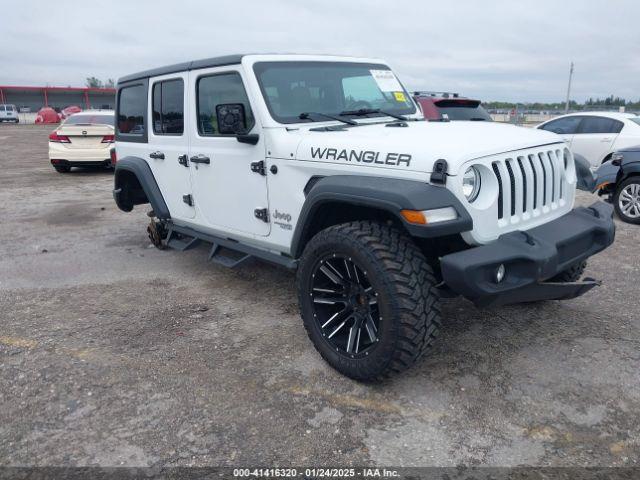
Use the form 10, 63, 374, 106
54, 165, 71, 173
296, 221, 441, 381
549, 260, 587, 282
613, 177, 640, 225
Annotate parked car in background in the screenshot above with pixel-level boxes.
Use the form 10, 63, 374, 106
48, 110, 115, 173
413, 92, 492, 121
61, 105, 82, 119
537, 112, 640, 169
593, 146, 640, 224
0, 104, 19, 123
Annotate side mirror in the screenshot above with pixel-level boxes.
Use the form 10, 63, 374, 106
216, 103, 247, 135
611, 153, 623, 167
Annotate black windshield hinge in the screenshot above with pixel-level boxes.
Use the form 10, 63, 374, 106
430, 159, 448, 185
182, 194, 194, 206
254, 208, 269, 222
250, 160, 267, 176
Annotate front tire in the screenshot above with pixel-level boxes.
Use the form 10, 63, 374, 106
614, 177, 640, 224
296, 221, 441, 381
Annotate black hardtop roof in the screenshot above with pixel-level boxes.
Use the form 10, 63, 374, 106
116, 53, 382, 85
118, 54, 246, 84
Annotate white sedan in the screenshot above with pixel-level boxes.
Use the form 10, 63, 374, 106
48, 110, 114, 173
537, 112, 640, 169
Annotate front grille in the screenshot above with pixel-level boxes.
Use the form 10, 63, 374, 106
491, 148, 567, 224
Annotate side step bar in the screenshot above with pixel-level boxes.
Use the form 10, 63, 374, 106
164, 224, 298, 270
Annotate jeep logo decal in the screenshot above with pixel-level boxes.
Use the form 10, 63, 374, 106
311, 147, 411, 167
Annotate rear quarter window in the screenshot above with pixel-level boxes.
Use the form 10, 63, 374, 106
116, 82, 148, 142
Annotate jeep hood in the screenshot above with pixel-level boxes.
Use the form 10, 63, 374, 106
294, 120, 563, 175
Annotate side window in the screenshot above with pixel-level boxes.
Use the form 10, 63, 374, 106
152, 79, 184, 135
579, 116, 623, 134
117, 84, 146, 135
196, 72, 255, 136
540, 116, 582, 135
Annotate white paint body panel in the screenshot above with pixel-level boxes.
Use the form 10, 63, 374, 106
116, 54, 579, 254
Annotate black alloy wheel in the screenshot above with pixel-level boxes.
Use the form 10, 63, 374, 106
310, 254, 380, 358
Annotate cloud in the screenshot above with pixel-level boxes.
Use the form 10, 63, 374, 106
2, 0, 638, 102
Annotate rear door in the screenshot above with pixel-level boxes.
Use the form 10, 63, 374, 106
571, 116, 623, 167
147, 73, 195, 219
188, 67, 270, 236
538, 115, 583, 145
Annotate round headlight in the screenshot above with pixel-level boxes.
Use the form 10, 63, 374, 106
462, 166, 481, 202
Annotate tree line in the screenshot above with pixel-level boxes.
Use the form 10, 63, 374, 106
484, 95, 640, 111
85, 77, 115, 88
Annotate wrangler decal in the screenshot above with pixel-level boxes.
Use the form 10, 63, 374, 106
310, 147, 411, 167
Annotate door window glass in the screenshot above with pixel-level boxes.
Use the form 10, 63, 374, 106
197, 73, 255, 135
540, 116, 582, 135
152, 79, 184, 135
578, 116, 623, 134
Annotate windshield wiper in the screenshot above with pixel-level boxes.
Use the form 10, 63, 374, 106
338, 108, 412, 122
298, 112, 357, 126
469, 117, 487, 121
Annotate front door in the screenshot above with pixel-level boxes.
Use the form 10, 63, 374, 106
571, 116, 623, 168
147, 72, 195, 219
188, 67, 270, 236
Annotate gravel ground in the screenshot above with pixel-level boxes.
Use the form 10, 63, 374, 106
0, 124, 638, 469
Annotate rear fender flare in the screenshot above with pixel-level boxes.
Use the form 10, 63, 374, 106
113, 156, 170, 219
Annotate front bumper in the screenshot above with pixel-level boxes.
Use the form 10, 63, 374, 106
440, 201, 615, 307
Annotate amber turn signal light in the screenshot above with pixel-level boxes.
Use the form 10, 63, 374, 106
400, 209, 427, 225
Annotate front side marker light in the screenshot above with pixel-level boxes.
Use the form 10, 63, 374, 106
401, 207, 457, 225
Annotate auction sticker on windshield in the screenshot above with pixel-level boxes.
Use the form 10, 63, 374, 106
370, 69, 402, 92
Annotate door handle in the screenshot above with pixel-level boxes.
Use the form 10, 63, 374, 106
600, 138, 612, 142
190, 154, 210, 164
149, 151, 165, 160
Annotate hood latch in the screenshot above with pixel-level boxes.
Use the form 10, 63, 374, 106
430, 159, 448, 185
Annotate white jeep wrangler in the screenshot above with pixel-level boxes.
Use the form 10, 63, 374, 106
113, 54, 615, 380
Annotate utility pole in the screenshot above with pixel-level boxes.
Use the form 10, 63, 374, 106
564, 62, 574, 113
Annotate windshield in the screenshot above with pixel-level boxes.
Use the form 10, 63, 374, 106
253, 61, 416, 124
630, 117, 640, 127
65, 114, 114, 126
434, 100, 492, 121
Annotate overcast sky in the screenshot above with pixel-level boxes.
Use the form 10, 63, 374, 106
2, 0, 638, 102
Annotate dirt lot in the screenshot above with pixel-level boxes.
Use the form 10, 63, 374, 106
0, 124, 638, 469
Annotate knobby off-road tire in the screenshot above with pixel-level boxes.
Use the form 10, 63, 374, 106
296, 221, 441, 381
549, 260, 587, 282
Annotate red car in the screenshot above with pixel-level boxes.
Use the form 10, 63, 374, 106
413, 91, 492, 121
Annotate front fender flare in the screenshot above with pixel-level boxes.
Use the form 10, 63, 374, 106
290, 175, 472, 258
